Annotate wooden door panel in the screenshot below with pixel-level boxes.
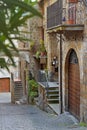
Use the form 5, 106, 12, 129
0, 78, 10, 92
68, 63, 80, 119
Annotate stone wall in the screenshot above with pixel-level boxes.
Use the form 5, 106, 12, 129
18, 4, 43, 95
42, 0, 87, 122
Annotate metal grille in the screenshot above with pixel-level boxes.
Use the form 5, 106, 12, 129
47, 0, 62, 29
69, 50, 78, 64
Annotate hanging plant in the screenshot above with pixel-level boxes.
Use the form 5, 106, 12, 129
35, 39, 47, 58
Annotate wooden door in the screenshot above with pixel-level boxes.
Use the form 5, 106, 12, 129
0, 78, 10, 92
68, 50, 80, 119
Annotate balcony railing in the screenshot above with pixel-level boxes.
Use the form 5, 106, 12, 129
47, 0, 62, 29
47, 1, 84, 32
67, 4, 76, 24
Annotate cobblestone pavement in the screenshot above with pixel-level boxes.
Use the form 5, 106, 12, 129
0, 103, 86, 130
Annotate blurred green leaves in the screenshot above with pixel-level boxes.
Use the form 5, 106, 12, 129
0, 0, 42, 70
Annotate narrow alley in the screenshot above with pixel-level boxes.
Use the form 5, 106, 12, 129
0, 0, 87, 128
0, 93, 86, 130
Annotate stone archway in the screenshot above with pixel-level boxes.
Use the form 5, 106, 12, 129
65, 49, 80, 120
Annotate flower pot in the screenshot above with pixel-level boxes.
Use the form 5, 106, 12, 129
68, 0, 78, 3
40, 51, 47, 57
40, 58, 46, 64
67, 20, 74, 24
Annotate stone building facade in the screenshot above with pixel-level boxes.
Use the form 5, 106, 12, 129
18, 4, 44, 96
38, 0, 87, 122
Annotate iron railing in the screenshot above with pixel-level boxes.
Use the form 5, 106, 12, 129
47, 0, 84, 29
38, 70, 49, 88
47, 0, 62, 29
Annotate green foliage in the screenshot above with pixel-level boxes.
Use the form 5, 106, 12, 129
29, 91, 37, 98
29, 41, 35, 50
0, 0, 42, 70
35, 51, 41, 59
39, 39, 46, 52
28, 79, 38, 101
79, 122, 87, 127
0, 58, 11, 71
35, 40, 47, 58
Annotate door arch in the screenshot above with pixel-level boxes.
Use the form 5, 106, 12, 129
68, 49, 80, 119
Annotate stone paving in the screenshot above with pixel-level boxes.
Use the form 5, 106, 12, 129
0, 103, 86, 130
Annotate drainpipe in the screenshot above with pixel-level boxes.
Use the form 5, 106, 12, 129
60, 33, 63, 114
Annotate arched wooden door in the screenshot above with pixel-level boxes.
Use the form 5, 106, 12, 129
68, 50, 80, 120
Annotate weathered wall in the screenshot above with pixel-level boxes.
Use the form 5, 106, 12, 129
43, 0, 87, 122
27, 6, 43, 80
62, 2, 87, 122
43, 0, 59, 79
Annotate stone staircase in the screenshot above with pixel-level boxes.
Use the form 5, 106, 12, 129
45, 86, 60, 115
14, 81, 23, 102
46, 86, 59, 104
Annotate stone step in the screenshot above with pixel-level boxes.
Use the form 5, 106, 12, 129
15, 84, 22, 86
15, 86, 22, 88
14, 95, 23, 100
47, 98, 59, 102
14, 93, 23, 95
48, 87, 59, 90
47, 89, 59, 93
14, 80, 23, 101
14, 87, 23, 90
14, 86, 23, 88
14, 84, 22, 86
14, 82, 22, 85
48, 104, 60, 115
14, 90, 23, 92
14, 81, 22, 83
14, 91, 23, 93
14, 94, 23, 96
14, 92, 23, 94
46, 86, 59, 104
48, 94, 59, 97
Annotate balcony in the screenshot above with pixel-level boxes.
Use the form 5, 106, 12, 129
47, 1, 84, 33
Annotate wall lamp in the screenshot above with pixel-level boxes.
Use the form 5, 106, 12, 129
51, 56, 58, 72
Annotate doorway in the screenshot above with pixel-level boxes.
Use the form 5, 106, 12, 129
68, 50, 80, 119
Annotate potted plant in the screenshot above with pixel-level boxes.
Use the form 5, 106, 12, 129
35, 40, 47, 58
29, 41, 35, 52
35, 51, 41, 59
28, 79, 39, 104
39, 40, 47, 57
